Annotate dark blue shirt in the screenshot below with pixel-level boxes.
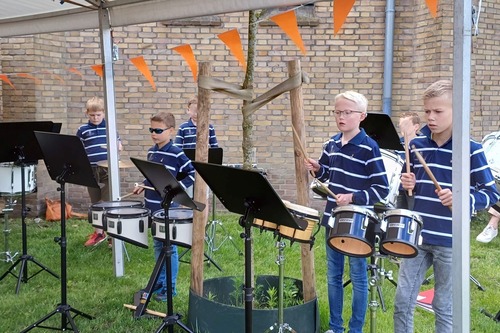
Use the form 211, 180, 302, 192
76, 119, 110, 165
315, 128, 390, 226
174, 118, 218, 149
143, 140, 195, 213
406, 125, 500, 247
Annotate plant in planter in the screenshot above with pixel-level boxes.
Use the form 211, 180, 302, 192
187, 275, 319, 333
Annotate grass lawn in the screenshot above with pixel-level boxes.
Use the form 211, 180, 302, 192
0, 208, 499, 332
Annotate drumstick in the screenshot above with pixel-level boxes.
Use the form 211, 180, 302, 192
134, 182, 155, 191
123, 304, 166, 318
411, 145, 452, 210
404, 132, 413, 196
119, 192, 136, 200
292, 125, 339, 200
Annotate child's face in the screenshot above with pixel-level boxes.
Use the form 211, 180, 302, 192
87, 110, 105, 125
187, 102, 197, 122
150, 120, 174, 148
333, 97, 366, 133
424, 94, 452, 136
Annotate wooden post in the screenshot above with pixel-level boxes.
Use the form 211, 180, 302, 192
190, 62, 211, 296
288, 59, 317, 302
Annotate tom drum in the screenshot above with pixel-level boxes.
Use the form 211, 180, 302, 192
278, 201, 320, 245
105, 207, 151, 248
380, 209, 423, 258
327, 205, 379, 257
151, 208, 193, 248
88, 200, 144, 230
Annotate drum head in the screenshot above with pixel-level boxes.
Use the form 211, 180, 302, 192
92, 200, 143, 210
153, 208, 193, 222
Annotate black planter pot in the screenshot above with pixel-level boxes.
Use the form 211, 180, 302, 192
188, 275, 319, 333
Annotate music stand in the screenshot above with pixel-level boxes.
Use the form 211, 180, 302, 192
360, 112, 402, 150
180, 147, 225, 270
130, 157, 205, 333
0, 121, 61, 294
21, 132, 98, 332
191, 162, 306, 333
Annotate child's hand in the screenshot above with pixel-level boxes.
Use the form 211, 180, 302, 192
436, 188, 452, 207
133, 183, 145, 195
304, 158, 320, 174
336, 193, 353, 206
400, 172, 416, 191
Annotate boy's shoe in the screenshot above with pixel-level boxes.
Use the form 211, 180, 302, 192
84, 231, 107, 247
476, 225, 498, 243
154, 289, 167, 302
108, 238, 113, 249
324, 330, 335, 333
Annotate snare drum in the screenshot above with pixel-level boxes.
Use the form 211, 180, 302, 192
151, 208, 193, 248
327, 205, 380, 257
105, 207, 151, 248
380, 209, 423, 258
278, 201, 320, 244
0, 162, 36, 195
380, 149, 403, 206
88, 200, 143, 230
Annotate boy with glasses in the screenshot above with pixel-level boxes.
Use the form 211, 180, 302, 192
133, 111, 195, 301
305, 91, 389, 333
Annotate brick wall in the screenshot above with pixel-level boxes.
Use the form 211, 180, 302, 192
1, 2, 499, 216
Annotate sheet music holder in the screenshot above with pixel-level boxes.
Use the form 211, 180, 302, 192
21, 132, 97, 332
130, 157, 204, 332
360, 112, 402, 151
0, 121, 62, 164
0, 122, 61, 294
183, 147, 223, 165
191, 162, 305, 333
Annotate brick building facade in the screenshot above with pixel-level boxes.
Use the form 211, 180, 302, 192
1, 2, 499, 216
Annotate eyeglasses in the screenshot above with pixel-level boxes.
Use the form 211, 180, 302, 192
333, 110, 364, 117
149, 127, 171, 134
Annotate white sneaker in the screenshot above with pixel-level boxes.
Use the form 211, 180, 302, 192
324, 331, 334, 333
476, 225, 498, 243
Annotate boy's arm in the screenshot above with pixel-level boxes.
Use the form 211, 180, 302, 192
470, 147, 500, 212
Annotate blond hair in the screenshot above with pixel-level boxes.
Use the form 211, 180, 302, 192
187, 96, 198, 108
334, 91, 368, 113
85, 97, 105, 112
400, 112, 421, 126
423, 80, 452, 101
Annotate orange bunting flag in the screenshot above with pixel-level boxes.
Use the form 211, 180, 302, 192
334, 0, 356, 35
425, 0, 438, 18
218, 29, 247, 70
68, 67, 84, 79
172, 44, 198, 82
0, 74, 15, 89
17, 73, 42, 85
91, 64, 104, 78
270, 10, 306, 55
130, 56, 157, 91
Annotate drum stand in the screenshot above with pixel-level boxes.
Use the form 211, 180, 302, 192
266, 241, 296, 333
0, 159, 59, 294
1, 197, 19, 264
205, 190, 242, 258
423, 273, 485, 291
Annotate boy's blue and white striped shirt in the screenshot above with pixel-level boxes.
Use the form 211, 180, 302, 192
174, 118, 218, 149
406, 125, 500, 247
315, 128, 389, 226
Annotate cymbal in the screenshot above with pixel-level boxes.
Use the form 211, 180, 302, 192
97, 160, 135, 169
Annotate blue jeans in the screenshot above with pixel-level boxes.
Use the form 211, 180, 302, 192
326, 231, 368, 333
394, 244, 453, 333
153, 238, 178, 295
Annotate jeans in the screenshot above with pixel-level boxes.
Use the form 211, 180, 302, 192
153, 238, 179, 295
394, 244, 453, 333
326, 231, 368, 333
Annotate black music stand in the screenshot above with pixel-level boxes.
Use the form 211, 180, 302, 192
130, 157, 205, 333
21, 132, 98, 332
0, 121, 61, 294
191, 162, 306, 333
179, 147, 224, 270
360, 112, 401, 150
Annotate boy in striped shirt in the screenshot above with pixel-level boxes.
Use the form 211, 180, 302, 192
305, 91, 389, 333
394, 80, 500, 333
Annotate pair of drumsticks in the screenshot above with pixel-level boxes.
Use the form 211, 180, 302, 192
119, 183, 155, 200
291, 125, 339, 201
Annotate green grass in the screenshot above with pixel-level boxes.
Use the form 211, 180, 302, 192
0, 211, 499, 332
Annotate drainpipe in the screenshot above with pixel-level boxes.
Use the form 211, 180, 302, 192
382, 0, 395, 116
